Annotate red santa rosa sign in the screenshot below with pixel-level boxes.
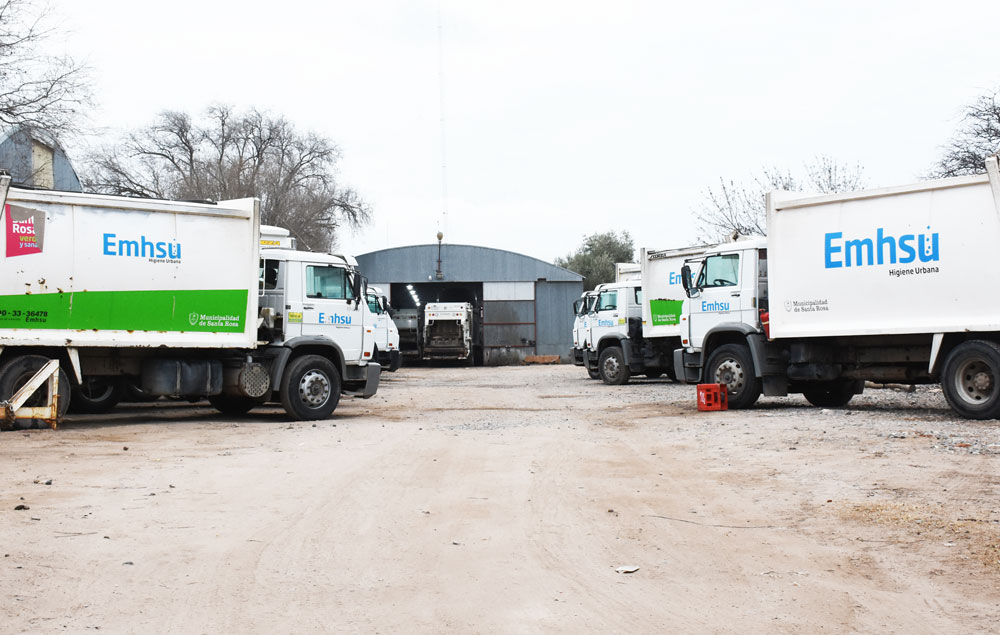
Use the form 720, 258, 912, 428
5, 204, 45, 257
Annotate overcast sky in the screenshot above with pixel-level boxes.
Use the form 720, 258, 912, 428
53, 0, 1000, 263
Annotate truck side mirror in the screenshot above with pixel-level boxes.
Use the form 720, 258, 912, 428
681, 264, 693, 297
350, 273, 365, 309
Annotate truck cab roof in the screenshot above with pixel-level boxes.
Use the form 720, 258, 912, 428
260, 248, 359, 269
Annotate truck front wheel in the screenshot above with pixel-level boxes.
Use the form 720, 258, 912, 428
280, 355, 341, 420
705, 344, 761, 409
598, 346, 631, 385
941, 340, 1000, 420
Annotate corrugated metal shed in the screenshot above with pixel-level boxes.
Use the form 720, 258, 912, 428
357, 244, 583, 364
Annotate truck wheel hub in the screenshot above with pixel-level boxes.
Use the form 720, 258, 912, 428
716, 360, 744, 390
603, 357, 620, 377
299, 370, 330, 407
956, 359, 995, 403
972, 371, 992, 392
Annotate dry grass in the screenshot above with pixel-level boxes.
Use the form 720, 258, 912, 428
842, 501, 1000, 571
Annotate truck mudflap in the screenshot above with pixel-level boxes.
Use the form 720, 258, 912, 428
343, 362, 380, 399
673, 348, 702, 384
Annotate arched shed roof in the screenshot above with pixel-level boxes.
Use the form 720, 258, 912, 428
356, 243, 583, 283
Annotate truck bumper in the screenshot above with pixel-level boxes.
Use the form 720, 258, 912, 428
378, 349, 402, 372
344, 362, 380, 398
423, 347, 470, 359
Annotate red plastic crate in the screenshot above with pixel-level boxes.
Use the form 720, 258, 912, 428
697, 383, 728, 411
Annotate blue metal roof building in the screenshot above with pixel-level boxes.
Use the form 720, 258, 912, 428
357, 243, 583, 364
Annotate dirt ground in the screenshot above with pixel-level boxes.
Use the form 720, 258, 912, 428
3, 365, 1000, 634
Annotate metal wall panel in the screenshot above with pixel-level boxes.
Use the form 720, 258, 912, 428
535, 280, 581, 360
483, 324, 535, 348
483, 281, 534, 301
483, 300, 534, 324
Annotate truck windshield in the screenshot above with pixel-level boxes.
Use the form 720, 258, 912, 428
597, 290, 618, 311
306, 266, 354, 299
697, 254, 739, 288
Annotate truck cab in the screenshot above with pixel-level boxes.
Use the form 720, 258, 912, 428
255, 248, 381, 415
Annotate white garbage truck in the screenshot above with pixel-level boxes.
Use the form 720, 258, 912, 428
422, 302, 475, 362
581, 247, 702, 384
0, 180, 379, 426
675, 156, 1000, 419
572, 264, 642, 380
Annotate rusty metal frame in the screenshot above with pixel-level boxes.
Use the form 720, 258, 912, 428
0, 359, 61, 430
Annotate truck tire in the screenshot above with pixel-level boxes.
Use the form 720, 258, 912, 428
941, 340, 1000, 420
279, 355, 341, 420
599, 346, 631, 385
587, 366, 601, 380
69, 377, 125, 414
705, 344, 761, 409
208, 394, 259, 416
0, 355, 71, 429
802, 380, 857, 408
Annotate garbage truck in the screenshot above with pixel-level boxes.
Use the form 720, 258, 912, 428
422, 302, 475, 362
0, 179, 379, 426
674, 155, 1000, 419
581, 247, 703, 384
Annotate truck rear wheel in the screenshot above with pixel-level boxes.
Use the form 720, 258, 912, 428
705, 344, 761, 409
802, 379, 858, 408
598, 346, 631, 385
587, 366, 601, 380
69, 377, 125, 414
0, 355, 71, 429
941, 340, 1000, 420
280, 355, 341, 420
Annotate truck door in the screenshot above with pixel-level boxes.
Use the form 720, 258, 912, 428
367, 291, 387, 351
688, 251, 745, 349
591, 287, 622, 348
299, 263, 364, 362
583, 292, 598, 348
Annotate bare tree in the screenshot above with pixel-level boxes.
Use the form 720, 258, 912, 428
0, 0, 91, 137
83, 106, 371, 252
931, 88, 1000, 178
695, 156, 864, 243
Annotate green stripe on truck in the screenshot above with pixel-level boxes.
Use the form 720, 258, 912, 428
0, 289, 248, 332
